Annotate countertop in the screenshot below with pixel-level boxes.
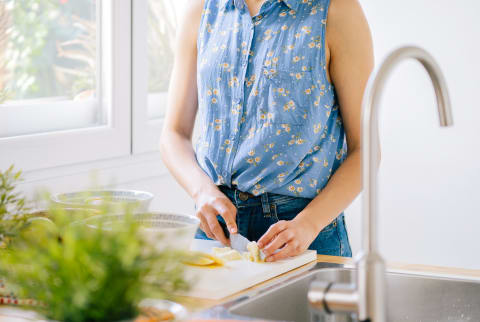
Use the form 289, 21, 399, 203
1, 254, 480, 320
178, 254, 480, 312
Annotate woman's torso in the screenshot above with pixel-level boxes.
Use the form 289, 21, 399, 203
195, 0, 347, 198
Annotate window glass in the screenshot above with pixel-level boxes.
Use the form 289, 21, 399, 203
0, 0, 102, 138
147, 0, 182, 120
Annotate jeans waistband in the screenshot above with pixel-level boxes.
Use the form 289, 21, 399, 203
217, 184, 313, 209
217, 184, 345, 223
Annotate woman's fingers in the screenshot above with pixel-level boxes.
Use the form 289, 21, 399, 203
262, 229, 294, 257
193, 186, 239, 242
196, 204, 225, 242
199, 220, 214, 239
265, 242, 296, 262
201, 207, 229, 245
195, 197, 237, 245
214, 199, 238, 234
257, 220, 287, 249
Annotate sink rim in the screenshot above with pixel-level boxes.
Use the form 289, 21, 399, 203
193, 262, 480, 321
225, 263, 480, 310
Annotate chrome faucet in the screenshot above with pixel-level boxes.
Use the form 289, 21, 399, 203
308, 46, 454, 322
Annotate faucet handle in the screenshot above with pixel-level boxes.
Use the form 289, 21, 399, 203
308, 280, 359, 316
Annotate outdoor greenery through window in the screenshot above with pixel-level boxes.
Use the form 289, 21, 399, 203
0, 0, 103, 139
0, 0, 97, 104
0, 0, 181, 161
147, 0, 179, 120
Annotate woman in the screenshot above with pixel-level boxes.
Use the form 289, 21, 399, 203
160, 0, 373, 261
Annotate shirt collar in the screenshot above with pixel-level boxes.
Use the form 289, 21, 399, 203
282, 0, 300, 11
221, 0, 300, 12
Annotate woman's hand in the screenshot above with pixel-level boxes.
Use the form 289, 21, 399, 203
257, 216, 318, 262
193, 184, 238, 246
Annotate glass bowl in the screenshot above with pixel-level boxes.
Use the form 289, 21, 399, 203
51, 190, 154, 212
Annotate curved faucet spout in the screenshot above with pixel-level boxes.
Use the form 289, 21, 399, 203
359, 46, 454, 321
308, 46, 454, 322
362, 46, 453, 254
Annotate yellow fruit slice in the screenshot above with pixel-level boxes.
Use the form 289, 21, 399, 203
184, 256, 215, 266
182, 251, 225, 267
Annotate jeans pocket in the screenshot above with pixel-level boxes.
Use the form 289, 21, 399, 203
320, 218, 337, 233
338, 215, 352, 257
310, 225, 341, 256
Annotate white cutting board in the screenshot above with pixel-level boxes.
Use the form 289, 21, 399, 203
184, 239, 317, 300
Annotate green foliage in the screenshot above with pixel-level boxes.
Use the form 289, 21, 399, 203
0, 1, 9, 98
0, 89, 10, 104
0, 164, 29, 240
148, 0, 176, 93
4, 0, 96, 100
0, 204, 190, 322
2, 0, 178, 101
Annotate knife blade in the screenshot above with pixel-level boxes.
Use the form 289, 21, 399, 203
218, 220, 266, 260
230, 233, 266, 261
229, 233, 250, 252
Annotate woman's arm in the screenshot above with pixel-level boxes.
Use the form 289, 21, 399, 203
159, 0, 237, 245
258, 0, 374, 261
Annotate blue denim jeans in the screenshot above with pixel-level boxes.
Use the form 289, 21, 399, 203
195, 185, 352, 257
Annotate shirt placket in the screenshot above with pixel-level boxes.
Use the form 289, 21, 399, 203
223, 2, 256, 186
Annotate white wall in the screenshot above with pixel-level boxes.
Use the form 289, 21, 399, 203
344, 0, 480, 269
18, 1, 480, 270
137, 0, 480, 269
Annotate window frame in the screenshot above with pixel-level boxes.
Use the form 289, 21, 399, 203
0, 0, 132, 172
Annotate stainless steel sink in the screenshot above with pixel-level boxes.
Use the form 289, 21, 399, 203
198, 263, 480, 322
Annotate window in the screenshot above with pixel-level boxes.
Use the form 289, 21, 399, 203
0, 0, 131, 171
0, 0, 179, 171
0, 0, 102, 137
147, 0, 179, 121
131, 0, 184, 154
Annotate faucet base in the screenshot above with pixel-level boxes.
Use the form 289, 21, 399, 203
356, 252, 386, 322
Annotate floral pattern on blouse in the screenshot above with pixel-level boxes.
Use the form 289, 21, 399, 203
194, 0, 347, 198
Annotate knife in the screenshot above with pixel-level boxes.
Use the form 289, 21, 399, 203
229, 233, 250, 252
219, 220, 266, 260
231, 233, 267, 261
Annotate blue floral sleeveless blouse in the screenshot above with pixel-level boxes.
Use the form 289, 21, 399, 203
194, 0, 347, 198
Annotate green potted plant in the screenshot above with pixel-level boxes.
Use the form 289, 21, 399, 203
0, 165, 30, 247
0, 203, 191, 322
0, 166, 193, 321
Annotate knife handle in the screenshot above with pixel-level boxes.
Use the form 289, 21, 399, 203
217, 216, 230, 239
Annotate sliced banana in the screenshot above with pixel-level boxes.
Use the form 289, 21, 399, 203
242, 251, 254, 262
217, 249, 243, 261
212, 247, 232, 254
206, 242, 266, 264
213, 247, 243, 261
247, 241, 264, 262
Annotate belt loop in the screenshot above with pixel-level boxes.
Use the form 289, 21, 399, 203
261, 192, 271, 215
233, 187, 239, 206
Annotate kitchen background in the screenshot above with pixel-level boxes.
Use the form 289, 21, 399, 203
1, 0, 479, 269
